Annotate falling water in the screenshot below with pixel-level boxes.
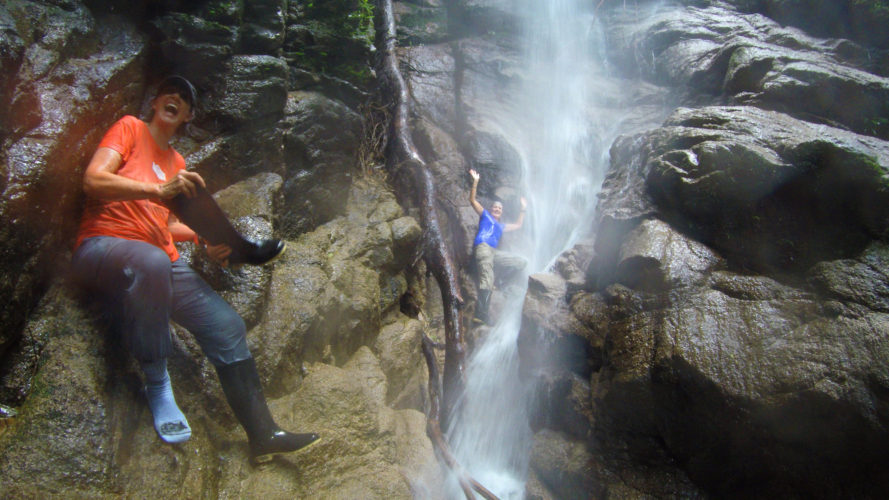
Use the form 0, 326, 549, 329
444, 0, 627, 498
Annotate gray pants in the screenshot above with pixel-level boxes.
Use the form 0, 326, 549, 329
474, 243, 527, 291
72, 236, 250, 365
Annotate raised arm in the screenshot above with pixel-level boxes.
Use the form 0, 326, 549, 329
83, 147, 206, 202
505, 197, 527, 232
468, 169, 484, 215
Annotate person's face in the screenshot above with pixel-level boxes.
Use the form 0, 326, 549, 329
491, 202, 503, 219
151, 91, 193, 128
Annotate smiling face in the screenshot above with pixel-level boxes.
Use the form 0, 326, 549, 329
490, 201, 503, 220
150, 92, 193, 129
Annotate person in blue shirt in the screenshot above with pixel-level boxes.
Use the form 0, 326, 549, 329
469, 168, 527, 324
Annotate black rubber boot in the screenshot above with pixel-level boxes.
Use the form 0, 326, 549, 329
167, 185, 285, 266
215, 358, 319, 464
474, 289, 492, 325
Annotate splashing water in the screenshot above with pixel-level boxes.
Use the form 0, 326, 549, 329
441, 0, 669, 498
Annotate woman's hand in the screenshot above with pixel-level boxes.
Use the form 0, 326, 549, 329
205, 242, 232, 268
157, 171, 206, 199
469, 169, 480, 182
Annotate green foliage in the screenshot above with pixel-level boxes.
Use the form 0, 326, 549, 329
850, 0, 889, 11
291, 0, 376, 87
201, 0, 243, 24
302, 0, 374, 45
865, 116, 889, 136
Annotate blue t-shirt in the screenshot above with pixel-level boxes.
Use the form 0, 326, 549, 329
473, 209, 504, 248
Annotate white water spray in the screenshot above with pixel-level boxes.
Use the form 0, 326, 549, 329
440, 0, 675, 496
444, 1, 624, 498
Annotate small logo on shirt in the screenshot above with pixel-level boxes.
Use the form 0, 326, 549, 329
152, 162, 167, 181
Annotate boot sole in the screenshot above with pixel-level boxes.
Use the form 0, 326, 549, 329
263, 242, 286, 265
251, 434, 321, 465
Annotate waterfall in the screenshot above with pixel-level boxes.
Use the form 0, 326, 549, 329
444, 0, 622, 498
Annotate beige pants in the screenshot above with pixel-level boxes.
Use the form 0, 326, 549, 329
474, 243, 527, 291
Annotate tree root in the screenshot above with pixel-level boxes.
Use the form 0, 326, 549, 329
374, 0, 467, 423
374, 1, 502, 497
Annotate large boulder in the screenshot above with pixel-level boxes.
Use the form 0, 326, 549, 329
203, 55, 289, 128
0, 2, 146, 366
248, 179, 422, 395
595, 105, 889, 276
278, 91, 362, 237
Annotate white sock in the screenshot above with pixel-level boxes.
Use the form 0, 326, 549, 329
140, 359, 191, 444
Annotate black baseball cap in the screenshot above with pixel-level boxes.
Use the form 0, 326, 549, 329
155, 75, 197, 109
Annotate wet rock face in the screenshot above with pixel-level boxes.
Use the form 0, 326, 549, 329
0, 0, 147, 363
600, 106, 889, 275
522, 2, 889, 497
726, 0, 889, 51
278, 91, 362, 238
605, 2, 889, 138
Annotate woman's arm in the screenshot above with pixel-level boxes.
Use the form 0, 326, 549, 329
83, 147, 206, 201
468, 169, 484, 215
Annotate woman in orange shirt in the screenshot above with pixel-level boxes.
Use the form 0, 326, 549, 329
72, 76, 318, 463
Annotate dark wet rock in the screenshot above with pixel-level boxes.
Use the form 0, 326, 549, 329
519, 273, 604, 380
584, 95, 889, 497
528, 430, 599, 500
0, 4, 26, 137
527, 427, 703, 499
151, 11, 238, 80
806, 241, 889, 313
281, 1, 375, 91
278, 90, 362, 237
597, 105, 889, 276
0, 6, 146, 361
203, 55, 289, 128
450, 0, 521, 40
0, 290, 121, 497
725, 0, 889, 50
584, 275, 889, 496
177, 124, 285, 193
240, 0, 286, 54
584, 130, 889, 490
615, 218, 722, 292
605, 2, 889, 138
403, 43, 459, 136
528, 371, 593, 441
462, 127, 523, 189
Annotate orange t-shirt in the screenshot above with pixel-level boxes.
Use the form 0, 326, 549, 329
76, 115, 186, 261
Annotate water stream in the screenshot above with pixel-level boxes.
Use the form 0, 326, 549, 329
444, 0, 624, 497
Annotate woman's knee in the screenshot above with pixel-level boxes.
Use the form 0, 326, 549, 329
130, 245, 173, 276
204, 308, 250, 365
